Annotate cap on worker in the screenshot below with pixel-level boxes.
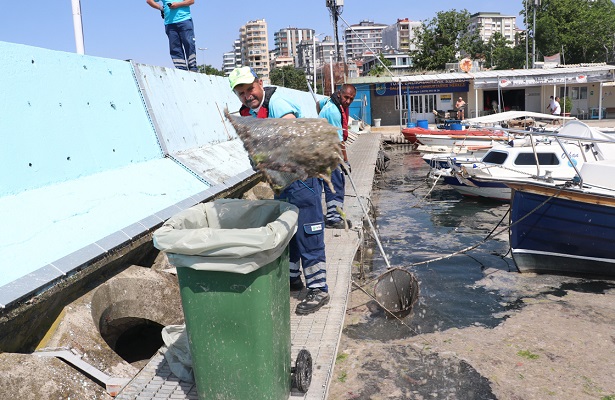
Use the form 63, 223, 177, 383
229, 66, 259, 90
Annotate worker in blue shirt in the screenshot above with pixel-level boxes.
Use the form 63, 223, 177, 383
318, 84, 356, 229
146, 0, 198, 71
228, 66, 330, 315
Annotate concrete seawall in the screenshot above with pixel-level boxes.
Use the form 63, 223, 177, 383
0, 40, 321, 327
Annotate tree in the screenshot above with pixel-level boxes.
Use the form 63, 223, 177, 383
487, 32, 526, 70
411, 9, 484, 71
269, 66, 308, 91
198, 64, 225, 76
368, 54, 393, 76
524, 0, 615, 64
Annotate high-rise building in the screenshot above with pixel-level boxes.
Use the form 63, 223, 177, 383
344, 20, 388, 61
468, 12, 517, 46
382, 18, 422, 53
223, 39, 242, 76
273, 27, 314, 65
240, 19, 270, 83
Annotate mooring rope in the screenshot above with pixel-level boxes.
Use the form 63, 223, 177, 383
407, 184, 565, 268
352, 184, 567, 315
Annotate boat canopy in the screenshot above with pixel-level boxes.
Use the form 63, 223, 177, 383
466, 111, 576, 126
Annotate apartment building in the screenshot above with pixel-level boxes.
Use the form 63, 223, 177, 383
344, 20, 388, 61
222, 39, 242, 76
468, 12, 517, 45
273, 27, 314, 64
240, 19, 270, 83
382, 18, 422, 53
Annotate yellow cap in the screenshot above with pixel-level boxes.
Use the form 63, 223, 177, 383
229, 66, 259, 90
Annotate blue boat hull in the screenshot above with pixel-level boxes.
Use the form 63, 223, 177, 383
510, 188, 615, 277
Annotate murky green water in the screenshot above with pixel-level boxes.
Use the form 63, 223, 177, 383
340, 145, 615, 399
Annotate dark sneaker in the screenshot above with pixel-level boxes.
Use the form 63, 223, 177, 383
290, 278, 304, 292
325, 219, 352, 229
296, 289, 330, 315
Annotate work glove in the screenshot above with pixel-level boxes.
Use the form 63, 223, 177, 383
341, 162, 351, 175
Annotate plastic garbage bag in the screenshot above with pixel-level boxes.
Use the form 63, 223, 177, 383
152, 199, 298, 273
160, 324, 194, 383
224, 109, 341, 193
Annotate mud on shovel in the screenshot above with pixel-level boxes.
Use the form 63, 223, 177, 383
340, 162, 419, 317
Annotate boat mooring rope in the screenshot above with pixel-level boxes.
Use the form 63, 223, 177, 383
352, 184, 567, 316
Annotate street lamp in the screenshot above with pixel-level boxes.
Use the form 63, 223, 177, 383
313, 33, 325, 91
329, 50, 335, 95
198, 47, 208, 66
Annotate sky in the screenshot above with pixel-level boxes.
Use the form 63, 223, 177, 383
0, 1, 526, 70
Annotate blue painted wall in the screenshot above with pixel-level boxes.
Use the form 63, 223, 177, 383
0, 40, 323, 308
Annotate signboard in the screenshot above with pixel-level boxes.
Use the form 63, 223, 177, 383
473, 70, 613, 89
375, 80, 470, 96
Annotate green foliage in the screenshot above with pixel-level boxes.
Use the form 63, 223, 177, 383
368, 54, 393, 76
561, 96, 572, 113
517, 349, 539, 360
269, 66, 308, 91
411, 9, 484, 71
337, 371, 347, 383
198, 64, 225, 76
486, 32, 526, 70
523, 0, 615, 64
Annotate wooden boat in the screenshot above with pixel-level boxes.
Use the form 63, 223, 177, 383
472, 122, 615, 277
507, 161, 615, 278
401, 126, 507, 146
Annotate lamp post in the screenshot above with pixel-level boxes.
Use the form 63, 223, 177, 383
532, 0, 540, 68
198, 47, 208, 67
329, 50, 335, 95
313, 33, 325, 92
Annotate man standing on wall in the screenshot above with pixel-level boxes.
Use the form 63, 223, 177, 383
318, 84, 356, 229
146, 0, 198, 72
228, 66, 330, 315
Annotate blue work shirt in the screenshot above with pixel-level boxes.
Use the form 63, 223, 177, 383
249, 90, 303, 119
155, 0, 192, 25
318, 99, 344, 142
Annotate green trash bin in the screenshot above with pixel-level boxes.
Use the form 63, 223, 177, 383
153, 199, 306, 400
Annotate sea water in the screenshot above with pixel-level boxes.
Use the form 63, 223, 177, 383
341, 144, 615, 399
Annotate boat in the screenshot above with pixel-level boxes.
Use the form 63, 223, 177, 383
404, 111, 572, 153
401, 125, 508, 147
473, 122, 615, 277
507, 159, 615, 277
464, 110, 577, 129
444, 138, 585, 201
442, 120, 615, 201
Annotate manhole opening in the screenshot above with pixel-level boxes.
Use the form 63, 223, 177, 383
100, 316, 164, 366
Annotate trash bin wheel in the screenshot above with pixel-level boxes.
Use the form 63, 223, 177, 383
292, 349, 312, 393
